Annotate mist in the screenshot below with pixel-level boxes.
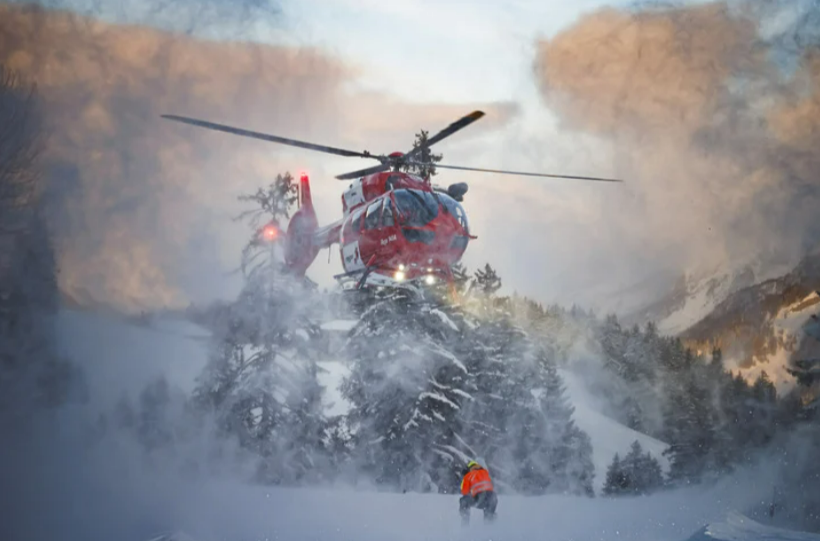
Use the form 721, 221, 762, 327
0, 1, 517, 313
521, 0, 820, 309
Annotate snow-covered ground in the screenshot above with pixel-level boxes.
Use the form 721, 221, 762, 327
54, 309, 210, 408
560, 369, 671, 489
46, 308, 819, 541
139, 485, 820, 541
683, 512, 820, 541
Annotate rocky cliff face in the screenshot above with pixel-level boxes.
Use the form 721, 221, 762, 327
678, 253, 820, 391
621, 251, 820, 393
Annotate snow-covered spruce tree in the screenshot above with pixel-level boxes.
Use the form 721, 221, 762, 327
460, 266, 595, 496
193, 173, 330, 485
603, 441, 663, 496
662, 365, 719, 484
536, 349, 595, 496
341, 287, 474, 493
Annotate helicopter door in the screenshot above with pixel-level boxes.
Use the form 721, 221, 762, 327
341, 208, 365, 272
357, 199, 388, 268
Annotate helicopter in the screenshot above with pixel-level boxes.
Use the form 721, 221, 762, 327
160, 110, 623, 291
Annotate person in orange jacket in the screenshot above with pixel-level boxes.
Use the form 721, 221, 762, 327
459, 460, 497, 524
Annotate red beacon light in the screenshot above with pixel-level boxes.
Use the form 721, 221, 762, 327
262, 223, 279, 242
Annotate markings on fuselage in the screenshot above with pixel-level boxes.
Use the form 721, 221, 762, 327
342, 241, 364, 270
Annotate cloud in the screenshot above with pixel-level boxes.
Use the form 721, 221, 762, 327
531, 1, 820, 301
0, 3, 516, 312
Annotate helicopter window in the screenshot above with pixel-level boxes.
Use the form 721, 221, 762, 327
382, 197, 395, 227
393, 189, 438, 227
342, 208, 365, 243
364, 201, 382, 230
438, 193, 469, 233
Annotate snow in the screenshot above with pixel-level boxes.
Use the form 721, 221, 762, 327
559, 368, 671, 492
419, 391, 460, 410
316, 360, 351, 417
130, 484, 810, 541
774, 292, 820, 337
320, 319, 358, 332
687, 511, 820, 541
651, 256, 795, 336
658, 276, 729, 335
47, 309, 818, 541
54, 309, 210, 407
725, 291, 820, 393
430, 308, 459, 331
57, 308, 671, 496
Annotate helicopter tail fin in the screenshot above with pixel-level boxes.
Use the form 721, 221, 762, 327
285, 172, 319, 276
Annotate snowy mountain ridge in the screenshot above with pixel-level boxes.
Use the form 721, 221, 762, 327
622, 255, 786, 336
678, 252, 820, 391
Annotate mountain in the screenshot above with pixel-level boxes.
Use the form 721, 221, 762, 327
621, 258, 778, 336
677, 252, 820, 391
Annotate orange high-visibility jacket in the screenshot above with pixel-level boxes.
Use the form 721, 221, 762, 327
461, 467, 494, 496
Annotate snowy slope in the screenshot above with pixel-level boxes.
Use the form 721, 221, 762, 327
55, 309, 210, 407
132, 484, 813, 541
559, 369, 671, 491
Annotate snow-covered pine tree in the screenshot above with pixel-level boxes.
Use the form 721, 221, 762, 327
193, 173, 329, 485
450, 262, 471, 295
603, 441, 663, 495
459, 305, 533, 491
460, 268, 595, 496
341, 288, 473, 493
603, 453, 625, 495
536, 351, 595, 496
662, 365, 718, 484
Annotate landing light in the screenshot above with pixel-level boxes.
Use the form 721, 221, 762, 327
425, 275, 436, 285
395, 270, 406, 282
398, 264, 406, 271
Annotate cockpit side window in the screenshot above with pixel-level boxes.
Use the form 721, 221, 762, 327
439, 193, 469, 233
342, 207, 365, 243
364, 201, 381, 230
393, 189, 438, 227
382, 197, 395, 227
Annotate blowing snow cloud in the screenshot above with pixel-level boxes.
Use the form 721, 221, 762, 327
0, 3, 516, 312
534, 1, 820, 283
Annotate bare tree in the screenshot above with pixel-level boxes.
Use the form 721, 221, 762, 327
0, 66, 43, 236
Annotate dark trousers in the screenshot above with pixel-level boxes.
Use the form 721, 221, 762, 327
459, 491, 498, 522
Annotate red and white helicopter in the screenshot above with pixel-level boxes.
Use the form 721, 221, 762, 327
161, 111, 622, 291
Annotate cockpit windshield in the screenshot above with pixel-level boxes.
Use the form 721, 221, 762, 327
437, 193, 469, 233
393, 189, 439, 227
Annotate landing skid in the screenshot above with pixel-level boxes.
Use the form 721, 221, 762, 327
335, 271, 426, 295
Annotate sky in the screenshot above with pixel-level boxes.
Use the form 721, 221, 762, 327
279, 0, 634, 104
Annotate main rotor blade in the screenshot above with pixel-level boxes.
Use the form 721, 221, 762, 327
335, 163, 391, 180
161, 114, 375, 159
404, 110, 485, 160
408, 161, 624, 182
